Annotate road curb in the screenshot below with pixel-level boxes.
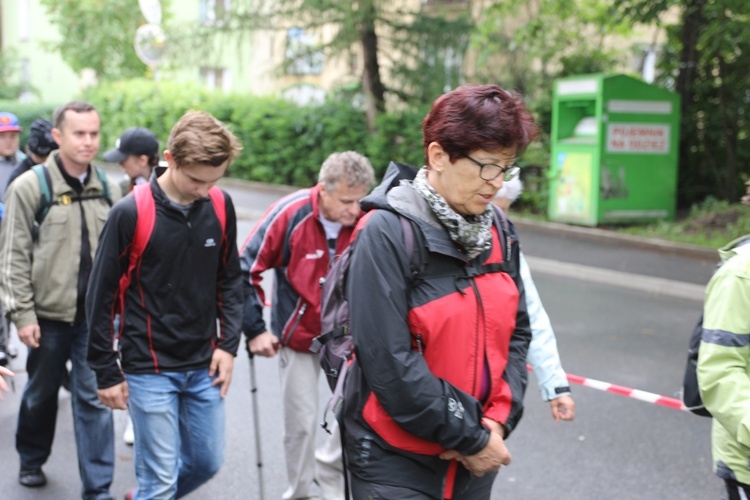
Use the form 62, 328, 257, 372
512, 218, 718, 262
99, 163, 719, 261
525, 256, 706, 303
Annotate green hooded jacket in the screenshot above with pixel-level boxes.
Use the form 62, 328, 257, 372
697, 235, 750, 484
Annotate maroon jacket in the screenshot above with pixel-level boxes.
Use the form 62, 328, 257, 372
240, 184, 357, 352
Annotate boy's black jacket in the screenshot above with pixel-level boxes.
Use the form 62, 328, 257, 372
86, 177, 243, 389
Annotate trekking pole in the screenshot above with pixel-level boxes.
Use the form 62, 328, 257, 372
248, 352, 266, 500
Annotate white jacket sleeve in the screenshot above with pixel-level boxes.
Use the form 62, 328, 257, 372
521, 252, 571, 401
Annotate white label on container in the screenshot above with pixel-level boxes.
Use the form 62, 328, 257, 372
557, 79, 598, 95
606, 123, 670, 154
607, 100, 673, 114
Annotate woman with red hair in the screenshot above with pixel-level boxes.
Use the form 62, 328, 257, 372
340, 84, 539, 499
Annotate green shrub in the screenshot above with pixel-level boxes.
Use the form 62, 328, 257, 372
83, 79, 436, 187
0, 100, 59, 148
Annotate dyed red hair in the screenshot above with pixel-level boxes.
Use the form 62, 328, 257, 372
422, 84, 539, 165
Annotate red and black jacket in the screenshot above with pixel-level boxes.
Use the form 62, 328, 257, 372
342, 164, 531, 498
240, 184, 357, 352
86, 177, 243, 389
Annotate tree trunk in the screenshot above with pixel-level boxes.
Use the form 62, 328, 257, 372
675, 0, 705, 203
717, 54, 738, 202
360, 2, 385, 131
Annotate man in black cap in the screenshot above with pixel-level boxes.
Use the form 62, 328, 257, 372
103, 127, 160, 193
6, 119, 59, 191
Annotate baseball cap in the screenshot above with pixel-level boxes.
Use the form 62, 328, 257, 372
27, 119, 58, 156
103, 127, 159, 163
0, 112, 23, 133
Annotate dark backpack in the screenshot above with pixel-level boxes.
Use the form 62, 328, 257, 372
312, 216, 421, 389
681, 314, 711, 417
113, 182, 227, 326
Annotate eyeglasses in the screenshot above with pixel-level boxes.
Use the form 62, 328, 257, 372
464, 154, 520, 181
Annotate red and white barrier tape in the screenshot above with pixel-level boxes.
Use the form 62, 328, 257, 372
528, 364, 687, 412
262, 304, 688, 412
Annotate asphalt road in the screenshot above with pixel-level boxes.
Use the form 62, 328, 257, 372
0, 179, 726, 500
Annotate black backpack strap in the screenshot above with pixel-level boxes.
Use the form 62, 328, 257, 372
32, 164, 54, 225
399, 215, 425, 281
491, 205, 512, 267
33, 164, 114, 226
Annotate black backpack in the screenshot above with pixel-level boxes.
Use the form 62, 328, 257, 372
311, 215, 423, 432
681, 314, 711, 417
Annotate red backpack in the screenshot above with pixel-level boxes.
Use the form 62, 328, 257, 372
114, 183, 226, 335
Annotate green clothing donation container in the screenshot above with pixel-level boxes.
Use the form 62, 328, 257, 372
548, 73, 680, 226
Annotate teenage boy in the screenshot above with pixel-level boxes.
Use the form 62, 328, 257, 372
87, 110, 244, 499
102, 125, 161, 446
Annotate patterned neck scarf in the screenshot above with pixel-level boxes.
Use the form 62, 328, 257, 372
411, 167, 493, 260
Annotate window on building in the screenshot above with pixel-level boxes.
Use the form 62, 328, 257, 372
19, 58, 33, 103
282, 84, 326, 106
422, 0, 467, 5
199, 0, 230, 25
200, 67, 231, 92
19, 0, 30, 41
632, 45, 660, 84
286, 28, 324, 75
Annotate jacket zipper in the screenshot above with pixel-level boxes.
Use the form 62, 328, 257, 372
416, 333, 424, 354
282, 301, 307, 345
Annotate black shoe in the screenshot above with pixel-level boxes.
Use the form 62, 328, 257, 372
19, 467, 46, 487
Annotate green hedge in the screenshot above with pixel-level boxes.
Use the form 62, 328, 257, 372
2, 84, 547, 212
83, 79, 426, 187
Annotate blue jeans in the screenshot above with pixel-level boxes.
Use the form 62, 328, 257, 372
17, 319, 114, 500
126, 369, 226, 499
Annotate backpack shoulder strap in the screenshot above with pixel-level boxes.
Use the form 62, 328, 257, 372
398, 215, 425, 280
117, 183, 156, 314
208, 187, 227, 242
32, 164, 54, 225
94, 167, 113, 206
131, 183, 156, 264
491, 204, 512, 265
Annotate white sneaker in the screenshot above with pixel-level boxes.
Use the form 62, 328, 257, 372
123, 416, 134, 445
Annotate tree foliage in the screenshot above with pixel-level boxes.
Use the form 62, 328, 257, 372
0, 51, 27, 100
618, 0, 750, 204
167, 0, 472, 127
473, 0, 631, 138
83, 79, 424, 185
39, 0, 170, 80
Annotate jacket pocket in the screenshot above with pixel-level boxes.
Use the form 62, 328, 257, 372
38, 208, 69, 243
362, 393, 444, 456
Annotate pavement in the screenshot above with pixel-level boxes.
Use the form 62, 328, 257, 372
214, 174, 719, 302
0, 169, 728, 499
